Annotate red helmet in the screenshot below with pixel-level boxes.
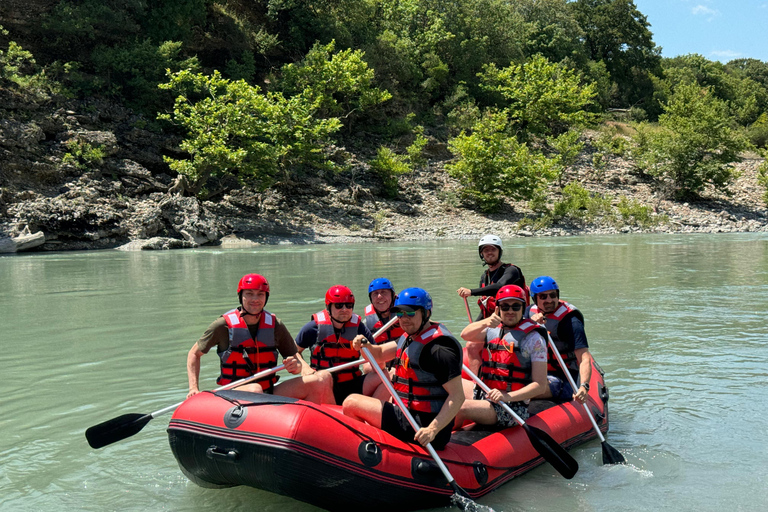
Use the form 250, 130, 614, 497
325, 285, 355, 305
237, 274, 270, 294
496, 285, 526, 303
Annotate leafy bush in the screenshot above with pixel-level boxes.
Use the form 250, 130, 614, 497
62, 139, 106, 169
278, 40, 391, 124
758, 151, 768, 205
747, 113, 768, 148
159, 70, 342, 197
369, 148, 411, 198
552, 182, 612, 223
548, 130, 583, 185
479, 55, 599, 139
92, 39, 199, 112
447, 110, 559, 212
0, 26, 61, 98
633, 81, 748, 199
616, 196, 663, 227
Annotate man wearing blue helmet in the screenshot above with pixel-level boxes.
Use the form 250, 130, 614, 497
457, 234, 528, 320
528, 276, 593, 405
342, 288, 465, 450
364, 278, 404, 344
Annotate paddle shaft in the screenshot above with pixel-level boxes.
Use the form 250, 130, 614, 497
544, 331, 607, 442
361, 345, 460, 489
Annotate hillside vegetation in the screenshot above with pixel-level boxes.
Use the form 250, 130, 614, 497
1, 1, 767, 248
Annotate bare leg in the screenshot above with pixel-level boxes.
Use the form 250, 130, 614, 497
342, 393, 385, 428
455, 399, 499, 426
233, 382, 265, 393
274, 370, 335, 404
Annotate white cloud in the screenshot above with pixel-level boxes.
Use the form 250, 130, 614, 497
710, 50, 742, 60
692, 5, 720, 19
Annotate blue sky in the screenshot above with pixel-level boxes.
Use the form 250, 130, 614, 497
633, 0, 768, 62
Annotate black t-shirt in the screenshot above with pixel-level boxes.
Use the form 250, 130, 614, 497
415, 335, 463, 384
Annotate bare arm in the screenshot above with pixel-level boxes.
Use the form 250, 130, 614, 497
186, 344, 204, 399
572, 348, 593, 403
414, 376, 465, 446
461, 313, 500, 374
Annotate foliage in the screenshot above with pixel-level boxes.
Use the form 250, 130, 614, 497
62, 139, 106, 169
369, 147, 412, 198
548, 130, 583, 185
159, 70, 342, 197
479, 55, 598, 139
447, 110, 558, 212
633, 81, 748, 199
758, 151, 768, 205
92, 39, 200, 111
277, 40, 391, 124
659, 54, 768, 126
747, 113, 768, 149
0, 26, 61, 98
571, 0, 661, 109
552, 182, 612, 223
615, 196, 663, 227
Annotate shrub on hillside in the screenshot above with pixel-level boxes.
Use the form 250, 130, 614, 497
447, 110, 558, 212
632, 81, 747, 199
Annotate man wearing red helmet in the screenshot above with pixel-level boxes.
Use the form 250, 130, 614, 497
294, 285, 378, 405
457, 234, 528, 320
455, 285, 548, 428
186, 274, 333, 403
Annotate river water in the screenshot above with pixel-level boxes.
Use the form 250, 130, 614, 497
1, 234, 766, 512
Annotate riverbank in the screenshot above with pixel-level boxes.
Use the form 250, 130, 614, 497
1, 94, 767, 252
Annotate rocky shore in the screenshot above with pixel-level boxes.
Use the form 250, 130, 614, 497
1, 92, 767, 253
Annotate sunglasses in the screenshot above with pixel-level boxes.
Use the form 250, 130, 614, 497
332, 302, 355, 310
395, 310, 418, 318
536, 292, 558, 300
499, 302, 523, 312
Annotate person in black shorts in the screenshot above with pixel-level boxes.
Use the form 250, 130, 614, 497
342, 288, 464, 450
295, 285, 378, 405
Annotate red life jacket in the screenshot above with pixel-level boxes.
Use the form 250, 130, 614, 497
217, 308, 279, 391
477, 263, 529, 318
310, 310, 363, 383
363, 304, 405, 343
391, 323, 462, 413
528, 301, 583, 377
481, 319, 547, 392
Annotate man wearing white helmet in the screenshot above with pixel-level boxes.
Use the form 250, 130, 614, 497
457, 234, 527, 320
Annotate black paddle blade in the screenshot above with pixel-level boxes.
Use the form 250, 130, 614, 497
601, 441, 626, 465
86, 413, 152, 449
523, 424, 579, 479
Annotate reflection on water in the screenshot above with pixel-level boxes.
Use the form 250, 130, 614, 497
1, 234, 767, 511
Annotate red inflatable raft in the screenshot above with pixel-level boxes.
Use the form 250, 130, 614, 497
168, 359, 611, 511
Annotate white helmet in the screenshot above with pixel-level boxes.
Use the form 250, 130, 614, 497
478, 234, 503, 262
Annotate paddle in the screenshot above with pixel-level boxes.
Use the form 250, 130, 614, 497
543, 330, 625, 465
86, 316, 400, 450
462, 297, 579, 479
360, 345, 479, 512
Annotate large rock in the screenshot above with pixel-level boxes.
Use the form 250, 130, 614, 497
0, 227, 45, 253
115, 237, 197, 251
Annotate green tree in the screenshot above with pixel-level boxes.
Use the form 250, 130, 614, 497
447, 110, 558, 212
159, 70, 342, 197
633, 81, 747, 199
571, 0, 661, 110
479, 55, 598, 138
277, 40, 391, 125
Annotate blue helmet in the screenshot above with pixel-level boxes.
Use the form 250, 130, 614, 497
394, 287, 433, 311
530, 276, 559, 298
368, 277, 395, 296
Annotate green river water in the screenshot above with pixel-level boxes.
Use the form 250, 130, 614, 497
1, 234, 767, 512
